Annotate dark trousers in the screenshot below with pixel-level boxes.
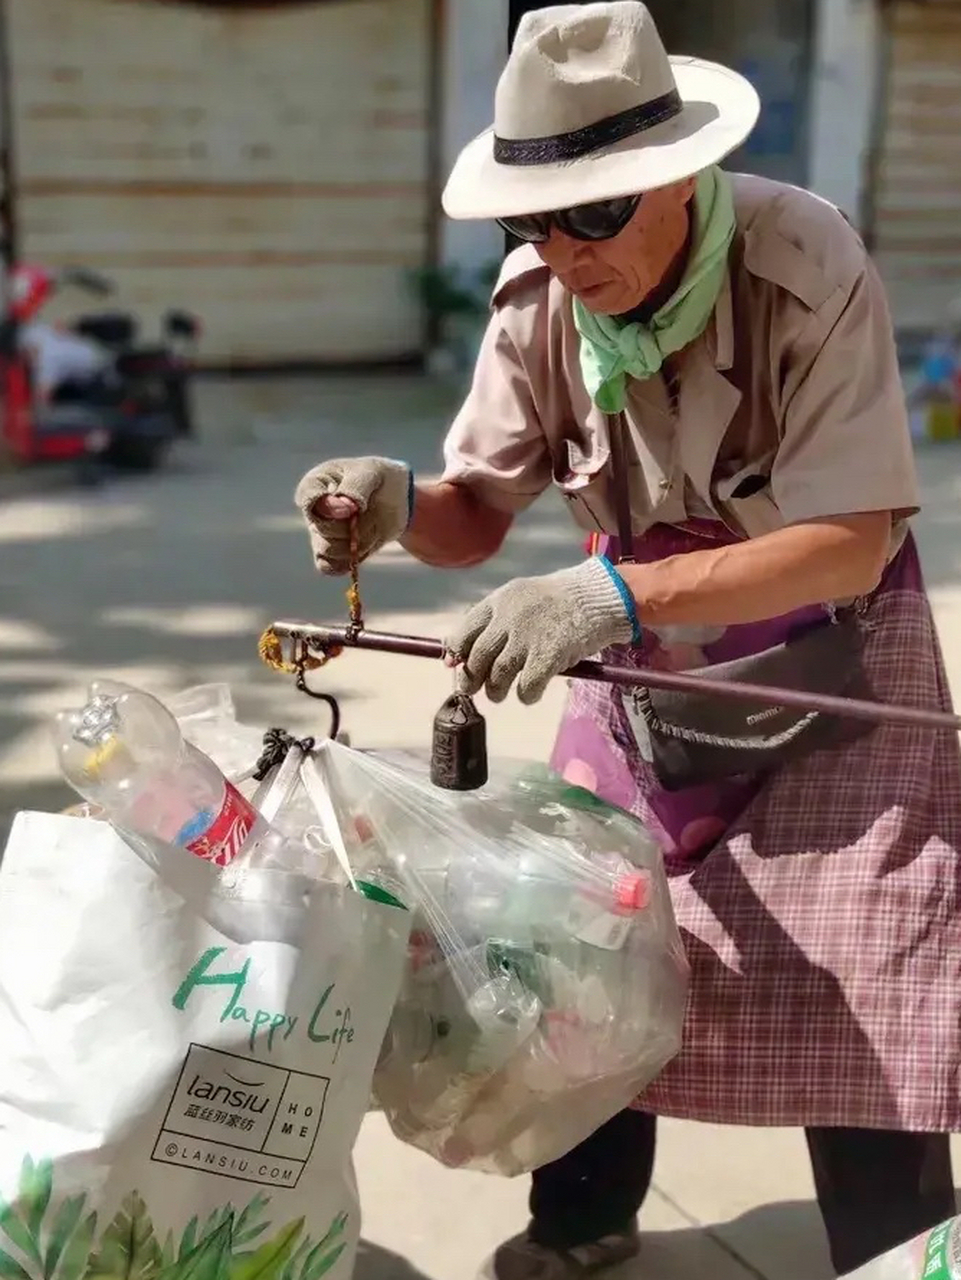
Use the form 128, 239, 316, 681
528, 1110, 956, 1275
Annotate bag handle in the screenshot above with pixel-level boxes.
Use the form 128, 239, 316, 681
299, 749, 359, 890
606, 411, 636, 566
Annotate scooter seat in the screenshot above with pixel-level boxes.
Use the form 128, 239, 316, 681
32, 404, 107, 437
73, 312, 137, 349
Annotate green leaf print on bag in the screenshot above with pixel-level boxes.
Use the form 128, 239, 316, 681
230, 1218, 303, 1280
158, 1217, 233, 1280
84, 1194, 163, 1280
58, 1215, 98, 1280
194, 1198, 270, 1260
0, 1158, 49, 1272
0, 1158, 97, 1280
44, 1196, 88, 1280
20, 1160, 53, 1248
286, 1214, 347, 1280
0, 1161, 346, 1280
0, 1248, 32, 1280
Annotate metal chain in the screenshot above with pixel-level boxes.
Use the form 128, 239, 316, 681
345, 516, 364, 638
632, 686, 821, 751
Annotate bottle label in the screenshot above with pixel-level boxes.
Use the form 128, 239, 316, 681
916, 1217, 961, 1280
566, 897, 633, 950
183, 783, 258, 866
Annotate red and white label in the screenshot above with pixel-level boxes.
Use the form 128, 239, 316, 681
185, 783, 258, 866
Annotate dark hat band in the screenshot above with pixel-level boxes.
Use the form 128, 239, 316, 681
493, 88, 683, 167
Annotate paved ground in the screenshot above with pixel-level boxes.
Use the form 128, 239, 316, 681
3, 372, 961, 1279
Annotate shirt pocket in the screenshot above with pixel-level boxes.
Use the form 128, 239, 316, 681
551, 434, 613, 534
714, 459, 784, 539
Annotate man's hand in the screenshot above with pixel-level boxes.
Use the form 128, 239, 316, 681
445, 558, 639, 704
294, 457, 412, 575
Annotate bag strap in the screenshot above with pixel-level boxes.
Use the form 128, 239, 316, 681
634, 684, 820, 750
606, 411, 636, 565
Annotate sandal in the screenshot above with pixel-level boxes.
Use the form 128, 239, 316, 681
485, 1227, 641, 1279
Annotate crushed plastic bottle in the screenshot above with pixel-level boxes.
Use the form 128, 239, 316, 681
53, 679, 266, 867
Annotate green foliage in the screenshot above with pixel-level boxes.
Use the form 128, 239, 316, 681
408, 261, 501, 322
0, 1160, 347, 1280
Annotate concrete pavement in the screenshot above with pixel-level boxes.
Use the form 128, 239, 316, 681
3, 372, 961, 1279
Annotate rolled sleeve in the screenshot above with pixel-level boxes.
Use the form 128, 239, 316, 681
772, 257, 919, 526
441, 312, 551, 515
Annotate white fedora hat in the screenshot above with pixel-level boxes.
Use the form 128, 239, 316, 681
443, 1, 760, 221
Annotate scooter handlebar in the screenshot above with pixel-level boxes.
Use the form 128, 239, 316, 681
59, 267, 115, 297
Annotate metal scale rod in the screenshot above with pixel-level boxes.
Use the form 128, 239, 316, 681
269, 619, 961, 734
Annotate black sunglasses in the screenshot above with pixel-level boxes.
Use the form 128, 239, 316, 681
497, 193, 642, 244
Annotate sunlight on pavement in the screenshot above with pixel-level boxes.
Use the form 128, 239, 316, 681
0, 499, 147, 542
0, 620, 60, 652
101, 604, 265, 636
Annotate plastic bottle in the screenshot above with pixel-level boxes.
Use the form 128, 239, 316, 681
844, 1216, 959, 1278
462, 975, 541, 1072
446, 850, 649, 952
53, 679, 266, 867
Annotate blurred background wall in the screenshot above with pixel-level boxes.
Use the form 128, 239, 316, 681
1, 0, 958, 367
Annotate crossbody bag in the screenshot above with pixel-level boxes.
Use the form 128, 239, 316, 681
605, 411, 875, 791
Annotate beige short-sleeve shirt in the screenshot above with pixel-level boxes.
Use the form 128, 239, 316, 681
442, 173, 919, 548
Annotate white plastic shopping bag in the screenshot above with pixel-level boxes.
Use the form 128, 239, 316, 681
0, 812, 409, 1280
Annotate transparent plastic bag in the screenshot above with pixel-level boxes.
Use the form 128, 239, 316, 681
310, 741, 689, 1176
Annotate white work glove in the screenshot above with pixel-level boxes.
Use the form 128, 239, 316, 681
295, 457, 412, 576
445, 558, 641, 705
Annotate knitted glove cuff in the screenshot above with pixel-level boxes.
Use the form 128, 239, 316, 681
569, 556, 641, 648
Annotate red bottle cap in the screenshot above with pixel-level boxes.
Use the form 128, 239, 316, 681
615, 872, 651, 911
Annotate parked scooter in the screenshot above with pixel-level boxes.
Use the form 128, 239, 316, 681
0, 263, 201, 483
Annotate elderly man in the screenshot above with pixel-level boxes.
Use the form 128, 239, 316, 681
297, 4, 961, 1277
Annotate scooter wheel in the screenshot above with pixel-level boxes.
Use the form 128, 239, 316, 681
107, 437, 170, 472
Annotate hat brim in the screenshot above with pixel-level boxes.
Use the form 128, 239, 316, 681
442, 57, 761, 221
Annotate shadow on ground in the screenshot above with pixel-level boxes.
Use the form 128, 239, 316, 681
621, 1198, 832, 1280
357, 1197, 834, 1280
355, 1240, 433, 1280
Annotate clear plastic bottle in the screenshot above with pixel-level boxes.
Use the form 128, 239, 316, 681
462, 975, 541, 1073
446, 850, 650, 953
53, 679, 266, 867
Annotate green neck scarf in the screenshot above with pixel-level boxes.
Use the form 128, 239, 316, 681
573, 166, 736, 413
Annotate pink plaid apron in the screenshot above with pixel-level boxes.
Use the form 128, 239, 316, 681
552, 521, 961, 1130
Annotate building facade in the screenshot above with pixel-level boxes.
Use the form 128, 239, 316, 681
5, 0, 436, 365
3, 0, 957, 364
865, 0, 961, 336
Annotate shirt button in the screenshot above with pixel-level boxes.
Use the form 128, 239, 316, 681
659, 478, 671, 491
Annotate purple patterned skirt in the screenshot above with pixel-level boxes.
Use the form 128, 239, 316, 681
551, 521, 961, 1130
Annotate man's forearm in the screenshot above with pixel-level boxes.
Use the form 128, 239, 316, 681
618, 514, 891, 628
400, 482, 513, 568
